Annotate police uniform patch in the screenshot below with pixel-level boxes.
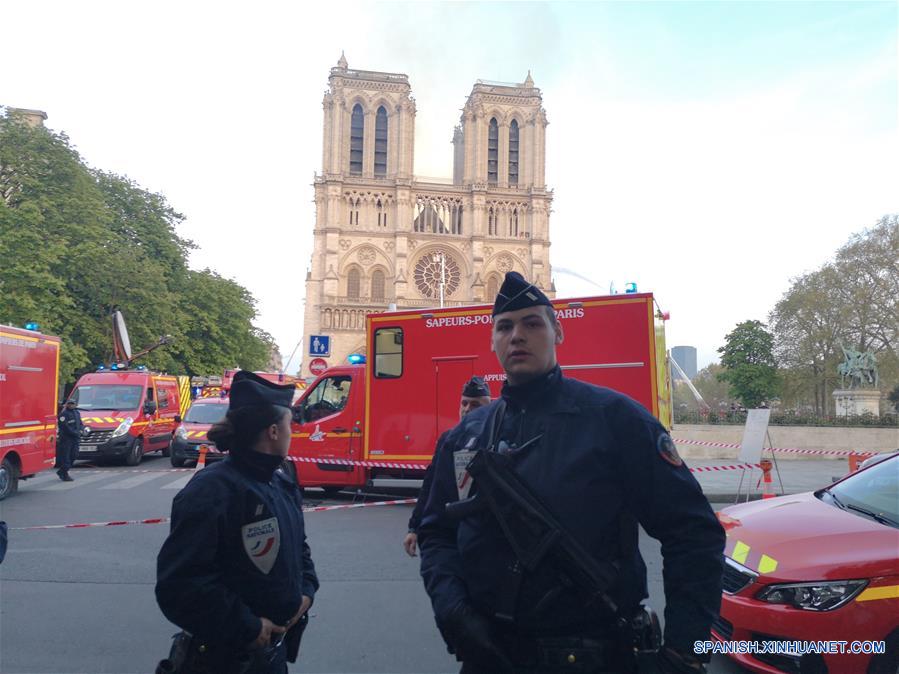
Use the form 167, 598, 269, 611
657, 433, 683, 467
241, 517, 280, 574
454, 450, 476, 499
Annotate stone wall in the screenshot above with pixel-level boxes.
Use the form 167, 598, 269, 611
672, 424, 898, 460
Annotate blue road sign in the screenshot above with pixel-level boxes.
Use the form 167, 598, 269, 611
309, 335, 331, 357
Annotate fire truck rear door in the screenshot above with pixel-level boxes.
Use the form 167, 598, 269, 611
433, 356, 477, 438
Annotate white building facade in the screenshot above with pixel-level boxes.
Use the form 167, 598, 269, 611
301, 55, 554, 375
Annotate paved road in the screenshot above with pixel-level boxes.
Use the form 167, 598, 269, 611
0, 456, 746, 673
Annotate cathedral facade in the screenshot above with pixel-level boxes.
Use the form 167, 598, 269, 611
301, 55, 554, 375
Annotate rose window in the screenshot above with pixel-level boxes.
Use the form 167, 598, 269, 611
414, 250, 461, 298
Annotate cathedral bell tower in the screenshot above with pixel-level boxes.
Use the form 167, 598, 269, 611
301, 57, 553, 376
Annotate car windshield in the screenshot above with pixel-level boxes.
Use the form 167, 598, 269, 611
70, 385, 142, 411
823, 456, 899, 528
184, 403, 227, 424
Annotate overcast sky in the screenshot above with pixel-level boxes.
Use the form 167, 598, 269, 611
5, 0, 897, 373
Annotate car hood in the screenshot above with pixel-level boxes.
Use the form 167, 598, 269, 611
720, 492, 899, 581
181, 422, 212, 439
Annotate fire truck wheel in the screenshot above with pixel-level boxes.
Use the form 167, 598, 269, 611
170, 455, 186, 468
0, 458, 18, 500
161, 437, 172, 458
125, 438, 143, 467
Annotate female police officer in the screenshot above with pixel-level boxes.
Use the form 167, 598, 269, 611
156, 370, 318, 674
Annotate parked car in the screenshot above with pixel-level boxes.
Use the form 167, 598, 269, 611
170, 397, 228, 467
714, 454, 899, 673
860, 450, 899, 471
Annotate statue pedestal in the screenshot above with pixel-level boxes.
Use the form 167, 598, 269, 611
833, 389, 881, 417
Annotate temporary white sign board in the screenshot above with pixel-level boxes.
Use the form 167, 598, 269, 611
738, 409, 771, 463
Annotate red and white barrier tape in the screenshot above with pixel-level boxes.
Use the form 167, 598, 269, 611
287, 455, 423, 470
11, 517, 170, 531
672, 438, 873, 458
689, 463, 760, 473
9, 499, 418, 531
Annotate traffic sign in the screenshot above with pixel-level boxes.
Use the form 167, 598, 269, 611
309, 358, 328, 375
309, 335, 331, 357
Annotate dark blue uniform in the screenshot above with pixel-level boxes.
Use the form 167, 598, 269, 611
156, 453, 318, 672
408, 431, 448, 534
56, 406, 82, 473
419, 367, 725, 670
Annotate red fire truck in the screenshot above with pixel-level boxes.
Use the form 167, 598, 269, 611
69, 368, 183, 466
287, 293, 671, 491
0, 325, 61, 499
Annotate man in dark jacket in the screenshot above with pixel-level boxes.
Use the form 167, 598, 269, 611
403, 376, 491, 557
156, 371, 319, 674
56, 399, 83, 481
418, 272, 725, 673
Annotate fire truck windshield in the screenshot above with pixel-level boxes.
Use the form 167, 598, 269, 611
184, 403, 228, 424
70, 385, 142, 411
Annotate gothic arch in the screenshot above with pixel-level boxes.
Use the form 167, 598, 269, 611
339, 243, 393, 272
343, 264, 363, 298
484, 251, 527, 278
368, 264, 390, 301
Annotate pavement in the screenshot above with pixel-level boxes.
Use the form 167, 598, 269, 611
686, 457, 849, 502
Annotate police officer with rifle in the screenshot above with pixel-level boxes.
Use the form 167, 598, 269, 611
156, 371, 318, 674
418, 272, 725, 673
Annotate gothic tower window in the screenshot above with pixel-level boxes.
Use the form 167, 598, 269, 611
371, 269, 385, 301
374, 106, 388, 176
488, 206, 496, 236
510, 207, 519, 237
486, 274, 499, 301
508, 120, 519, 186
350, 104, 364, 175
347, 267, 361, 299
487, 118, 498, 185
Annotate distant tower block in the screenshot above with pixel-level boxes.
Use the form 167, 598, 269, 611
672, 345, 698, 380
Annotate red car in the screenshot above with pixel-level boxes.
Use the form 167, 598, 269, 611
169, 397, 228, 467
713, 454, 899, 673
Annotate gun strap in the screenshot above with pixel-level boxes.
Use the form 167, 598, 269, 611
483, 398, 507, 452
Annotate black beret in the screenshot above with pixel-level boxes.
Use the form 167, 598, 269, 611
492, 271, 553, 317
461, 376, 490, 398
229, 371, 294, 411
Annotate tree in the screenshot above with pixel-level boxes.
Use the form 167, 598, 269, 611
770, 215, 899, 413
717, 320, 779, 408
0, 108, 273, 385
888, 384, 899, 413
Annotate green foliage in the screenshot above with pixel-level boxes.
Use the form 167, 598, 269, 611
889, 384, 899, 412
0, 109, 273, 385
770, 215, 899, 414
717, 320, 779, 408
673, 408, 898, 428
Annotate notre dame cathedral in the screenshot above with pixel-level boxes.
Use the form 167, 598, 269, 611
301, 54, 554, 375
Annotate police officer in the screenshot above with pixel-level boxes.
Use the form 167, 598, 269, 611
156, 371, 319, 674
56, 399, 83, 481
418, 272, 725, 673
403, 376, 492, 557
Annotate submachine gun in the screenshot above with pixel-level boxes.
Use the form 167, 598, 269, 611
445, 444, 662, 673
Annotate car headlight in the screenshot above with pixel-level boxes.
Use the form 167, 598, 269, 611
111, 417, 134, 438
175, 426, 187, 440
757, 580, 868, 611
